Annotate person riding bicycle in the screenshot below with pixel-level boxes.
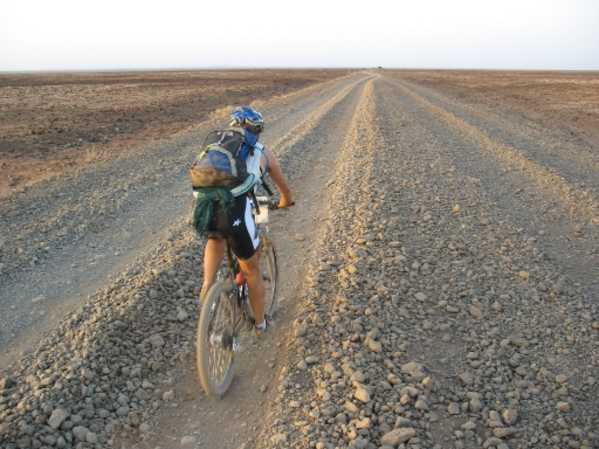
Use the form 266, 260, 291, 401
199, 106, 293, 335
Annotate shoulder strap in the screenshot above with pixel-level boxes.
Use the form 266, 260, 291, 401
230, 173, 259, 197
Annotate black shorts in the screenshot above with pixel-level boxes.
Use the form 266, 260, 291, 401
207, 195, 260, 260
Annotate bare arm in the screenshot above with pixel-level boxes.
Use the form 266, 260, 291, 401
262, 147, 294, 208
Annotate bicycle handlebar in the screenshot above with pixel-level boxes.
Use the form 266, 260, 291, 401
258, 178, 295, 210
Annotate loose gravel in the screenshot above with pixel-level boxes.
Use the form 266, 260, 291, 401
0, 74, 371, 448
2, 72, 598, 449
0, 72, 363, 361
254, 76, 599, 449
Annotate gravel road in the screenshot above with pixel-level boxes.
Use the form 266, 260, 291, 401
0, 72, 363, 365
1, 72, 598, 449
256, 77, 598, 449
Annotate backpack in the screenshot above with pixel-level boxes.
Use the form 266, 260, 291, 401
190, 129, 253, 189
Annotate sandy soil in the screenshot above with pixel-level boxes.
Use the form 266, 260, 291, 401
0, 69, 350, 198
392, 70, 599, 148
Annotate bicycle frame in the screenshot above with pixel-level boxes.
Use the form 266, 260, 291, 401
222, 243, 253, 340
218, 190, 273, 344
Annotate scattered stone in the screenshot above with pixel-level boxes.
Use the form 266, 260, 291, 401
381, 428, 416, 446
355, 417, 371, 429
446, 305, 460, 313
270, 433, 287, 445
462, 420, 477, 431
86, 432, 98, 444
162, 390, 175, 401
459, 372, 474, 386
366, 337, 382, 353
0, 376, 16, 390
48, 407, 69, 429
467, 392, 482, 412
488, 410, 504, 428
421, 376, 433, 392
469, 305, 482, 319
295, 322, 308, 337
149, 333, 165, 348
335, 412, 348, 424
344, 401, 359, 414
493, 427, 516, 438
414, 292, 427, 301
305, 355, 319, 365
401, 362, 426, 380
555, 374, 568, 384
448, 402, 460, 415
502, 408, 518, 425
557, 401, 571, 412
297, 360, 308, 370
181, 435, 196, 446
72, 425, 89, 441
177, 308, 189, 322
354, 386, 370, 403
415, 398, 428, 410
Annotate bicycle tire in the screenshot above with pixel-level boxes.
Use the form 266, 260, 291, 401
196, 280, 235, 396
261, 234, 279, 318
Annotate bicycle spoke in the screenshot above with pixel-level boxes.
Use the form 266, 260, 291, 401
206, 292, 233, 384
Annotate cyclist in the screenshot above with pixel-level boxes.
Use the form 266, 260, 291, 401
200, 106, 293, 335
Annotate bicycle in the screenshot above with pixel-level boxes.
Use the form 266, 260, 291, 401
196, 191, 279, 397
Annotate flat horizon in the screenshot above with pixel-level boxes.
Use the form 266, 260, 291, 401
2, 66, 599, 75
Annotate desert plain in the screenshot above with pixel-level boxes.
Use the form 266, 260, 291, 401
1, 69, 598, 449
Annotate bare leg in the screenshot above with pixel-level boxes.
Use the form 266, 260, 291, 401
201, 237, 225, 300
238, 251, 265, 326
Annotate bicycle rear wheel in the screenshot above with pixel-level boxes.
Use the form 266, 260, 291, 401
196, 280, 235, 396
260, 234, 279, 318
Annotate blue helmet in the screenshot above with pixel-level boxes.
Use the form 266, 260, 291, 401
230, 106, 264, 134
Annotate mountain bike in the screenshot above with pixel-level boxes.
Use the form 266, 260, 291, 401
196, 193, 279, 397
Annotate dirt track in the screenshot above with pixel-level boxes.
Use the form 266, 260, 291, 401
1, 71, 599, 449
0, 70, 349, 198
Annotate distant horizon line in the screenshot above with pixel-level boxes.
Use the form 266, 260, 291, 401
1, 65, 598, 74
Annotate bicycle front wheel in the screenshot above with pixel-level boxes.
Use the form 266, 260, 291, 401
196, 281, 235, 396
260, 234, 279, 318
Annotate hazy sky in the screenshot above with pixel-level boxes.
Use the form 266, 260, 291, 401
1, 0, 598, 71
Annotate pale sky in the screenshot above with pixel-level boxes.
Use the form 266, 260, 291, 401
1, 0, 598, 71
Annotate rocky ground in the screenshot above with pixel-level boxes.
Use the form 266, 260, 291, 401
0, 72, 360, 363
255, 77, 599, 449
1, 71, 598, 449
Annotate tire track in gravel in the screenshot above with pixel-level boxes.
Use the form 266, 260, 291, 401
268, 82, 357, 156
251, 76, 599, 449
389, 79, 599, 227
0, 76, 372, 448
394, 77, 599, 176
0, 72, 358, 281
373, 76, 599, 449
0, 73, 368, 366
254, 79, 388, 449
384, 78, 599, 302
118, 75, 374, 449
